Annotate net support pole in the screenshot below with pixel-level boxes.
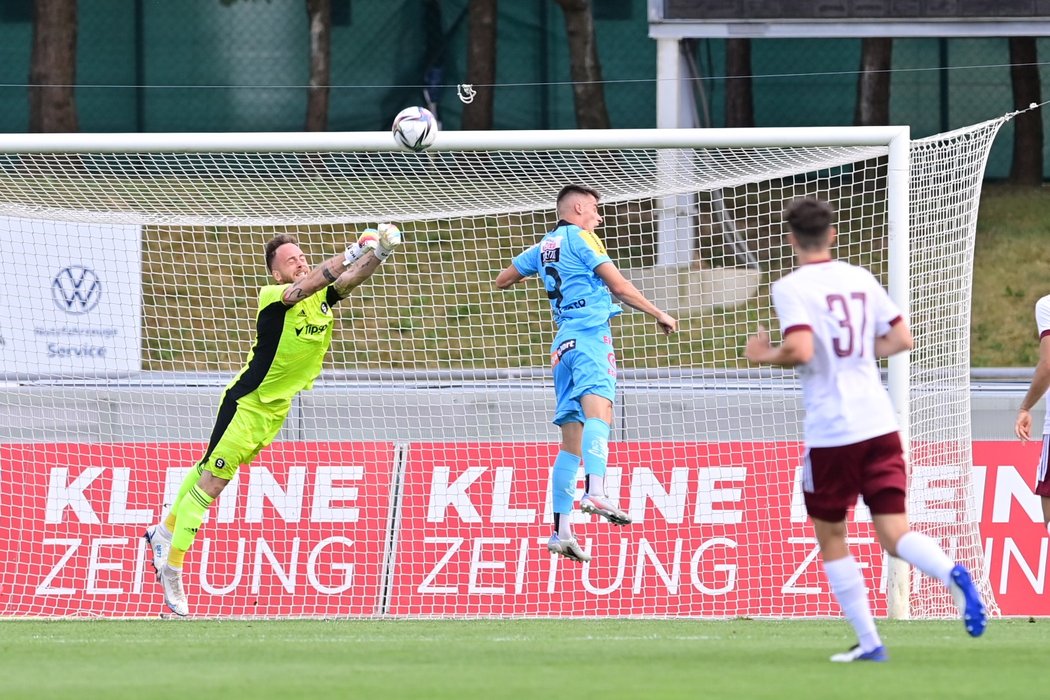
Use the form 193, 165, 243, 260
655, 37, 694, 266
885, 126, 912, 620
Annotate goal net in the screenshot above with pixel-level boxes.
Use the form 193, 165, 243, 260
0, 121, 1004, 618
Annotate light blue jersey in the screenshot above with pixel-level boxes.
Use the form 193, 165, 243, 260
512, 221, 622, 334
512, 220, 621, 425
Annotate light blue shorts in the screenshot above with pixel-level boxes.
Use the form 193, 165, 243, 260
550, 326, 617, 426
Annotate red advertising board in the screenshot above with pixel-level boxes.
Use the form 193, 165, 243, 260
389, 441, 870, 617
971, 441, 1048, 616
0, 439, 1045, 617
0, 442, 396, 617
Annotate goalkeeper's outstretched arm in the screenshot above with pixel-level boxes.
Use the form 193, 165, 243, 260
281, 224, 402, 305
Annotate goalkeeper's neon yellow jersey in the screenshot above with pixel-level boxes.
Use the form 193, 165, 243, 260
224, 284, 341, 408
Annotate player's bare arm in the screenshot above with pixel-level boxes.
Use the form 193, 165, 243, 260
494, 264, 526, 289
745, 325, 814, 366
278, 225, 401, 305
873, 320, 914, 359
280, 252, 354, 306
595, 262, 677, 334
332, 253, 382, 299
1016, 335, 1050, 441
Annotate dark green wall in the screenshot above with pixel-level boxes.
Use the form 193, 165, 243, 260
0, 1, 1046, 178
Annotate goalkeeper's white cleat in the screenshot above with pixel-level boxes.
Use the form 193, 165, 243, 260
546, 533, 591, 563
829, 644, 888, 663
159, 563, 189, 617
581, 493, 632, 526
143, 523, 172, 577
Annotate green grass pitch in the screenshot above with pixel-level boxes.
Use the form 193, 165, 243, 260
0, 618, 1045, 699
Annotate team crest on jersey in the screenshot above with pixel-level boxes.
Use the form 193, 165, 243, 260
579, 230, 607, 256
541, 237, 562, 264
320, 302, 330, 314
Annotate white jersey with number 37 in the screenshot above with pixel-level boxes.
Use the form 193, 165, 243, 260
771, 259, 904, 448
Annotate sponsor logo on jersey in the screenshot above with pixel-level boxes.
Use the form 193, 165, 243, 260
579, 230, 607, 256
295, 322, 330, 337
550, 338, 576, 367
561, 298, 586, 311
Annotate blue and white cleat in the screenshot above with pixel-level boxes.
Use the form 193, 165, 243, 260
159, 563, 189, 617
830, 645, 889, 663
949, 564, 988, 637
143, 523, 172, 578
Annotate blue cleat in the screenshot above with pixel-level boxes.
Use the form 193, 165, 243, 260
949, 564, 988, 638
830, 644, 889, 663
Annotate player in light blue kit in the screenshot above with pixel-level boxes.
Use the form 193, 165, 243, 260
496, 185, 677, 562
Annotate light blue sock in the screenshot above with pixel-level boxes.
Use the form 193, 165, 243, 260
581, 417, 611, 487
551, 450, 580, 517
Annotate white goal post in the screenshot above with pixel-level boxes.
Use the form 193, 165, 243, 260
0, 121, 1004, 619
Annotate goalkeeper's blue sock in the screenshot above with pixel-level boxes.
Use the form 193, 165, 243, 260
551, 450, 580, 536
824, 555, 882, 653
581, 417, 611, 495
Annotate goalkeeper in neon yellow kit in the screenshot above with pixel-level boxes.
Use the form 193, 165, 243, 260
143, 224, 402, 616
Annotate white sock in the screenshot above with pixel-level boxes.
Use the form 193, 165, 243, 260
895, 531, 954, 585
824, 556, 882, 652
586, 474, 605, 498
555, 514, 572, 540
156, 522, 172, 539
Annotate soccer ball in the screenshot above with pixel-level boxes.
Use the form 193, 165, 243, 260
392, 106, 438, 152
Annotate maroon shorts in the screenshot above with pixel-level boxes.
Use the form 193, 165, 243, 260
1035, 436, 1050, 498
803, 431, 907, 522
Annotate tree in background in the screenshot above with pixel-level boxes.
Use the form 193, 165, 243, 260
462, 0, 497, 130
1008, 37, 1043, 186
552, 0, 609, 129
725, 39, 753, 127
854, 38, 892, 126
29, 0, 78, 132
304, 0, 331, 131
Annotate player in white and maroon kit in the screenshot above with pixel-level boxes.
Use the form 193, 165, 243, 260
745, 198, 987, 662
1012, 294, 1050, 524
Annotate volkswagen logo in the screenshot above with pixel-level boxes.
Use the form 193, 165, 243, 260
52, 266, 102, 314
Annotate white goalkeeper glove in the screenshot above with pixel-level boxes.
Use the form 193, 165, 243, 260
374, 223, 402, 261
343, 229, 379, 266
343, 224, 402, 266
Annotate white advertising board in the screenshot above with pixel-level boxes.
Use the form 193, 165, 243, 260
0, 217, 141, 376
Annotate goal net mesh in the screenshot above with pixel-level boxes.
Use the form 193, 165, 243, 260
0, 120, 1003, 618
